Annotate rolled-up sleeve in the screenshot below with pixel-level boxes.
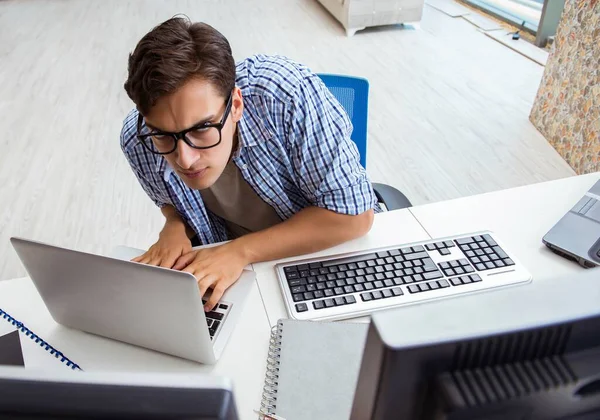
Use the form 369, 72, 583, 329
285, 74, 377, 215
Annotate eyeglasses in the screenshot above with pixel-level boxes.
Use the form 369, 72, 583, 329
136, 93, 233, 155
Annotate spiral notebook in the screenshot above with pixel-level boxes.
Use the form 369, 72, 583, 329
0, 308, 82, 370
258, 319, 368, 420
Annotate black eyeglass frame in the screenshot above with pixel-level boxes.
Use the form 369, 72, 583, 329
136, 93, 233, 155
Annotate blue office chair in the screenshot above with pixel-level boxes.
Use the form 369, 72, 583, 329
317, 74, 412, 211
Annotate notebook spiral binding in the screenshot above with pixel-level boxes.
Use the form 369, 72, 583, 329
0, 308, 82, 371
258, 321, 284, 419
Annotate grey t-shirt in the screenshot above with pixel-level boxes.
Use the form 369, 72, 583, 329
199, 161, 282, 239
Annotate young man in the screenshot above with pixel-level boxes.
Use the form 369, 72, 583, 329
121, 17, 378, 311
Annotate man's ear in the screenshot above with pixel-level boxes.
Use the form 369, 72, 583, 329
231, 86, 244, 123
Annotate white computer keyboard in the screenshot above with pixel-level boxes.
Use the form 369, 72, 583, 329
275, 231, 532, 321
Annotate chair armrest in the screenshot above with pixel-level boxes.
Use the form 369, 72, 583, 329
372, 183, 412, 211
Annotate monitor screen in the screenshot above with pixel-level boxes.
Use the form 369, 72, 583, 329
351, 269, 600, 420
0, 368, 238, 419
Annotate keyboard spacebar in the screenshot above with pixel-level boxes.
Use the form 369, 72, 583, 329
321, 253, 379, 267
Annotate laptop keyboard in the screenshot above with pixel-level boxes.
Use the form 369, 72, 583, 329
277, 232, 531, 321
202, 301, 232, 340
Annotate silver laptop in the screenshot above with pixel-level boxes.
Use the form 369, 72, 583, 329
10, 237, 255, 364
543, 179, 600, 268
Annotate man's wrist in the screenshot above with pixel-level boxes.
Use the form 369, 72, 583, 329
229, 235, 258, 266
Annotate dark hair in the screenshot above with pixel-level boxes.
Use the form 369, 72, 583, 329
124, 16, 236, 115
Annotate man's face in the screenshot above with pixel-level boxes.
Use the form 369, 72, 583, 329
143, 79, 243, 190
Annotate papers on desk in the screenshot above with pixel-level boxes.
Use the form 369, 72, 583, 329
257, 319, 368, 420
0, 308, 81, 371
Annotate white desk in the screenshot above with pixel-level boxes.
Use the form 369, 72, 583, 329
409, 173, 600, 280
252, 208, 432, 326
0, 277, 270, 420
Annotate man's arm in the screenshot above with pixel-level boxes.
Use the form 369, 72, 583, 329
236, 206, 373, 264
174, 206, 374, 311
132, 205, 196, 268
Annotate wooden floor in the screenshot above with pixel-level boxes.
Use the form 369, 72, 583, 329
0, 0, 574, 280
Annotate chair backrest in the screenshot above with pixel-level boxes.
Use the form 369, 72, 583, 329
317, 74, 369, 168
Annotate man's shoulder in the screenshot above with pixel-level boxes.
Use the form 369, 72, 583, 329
120, 108, 140, 154
236, 54, 314, 103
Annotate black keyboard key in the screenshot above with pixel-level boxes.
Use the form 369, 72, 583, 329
313, 300, 325, 310
493, 246, 508, 259
406, 252, 429, 261
319, 268, 329, 275
392, 287, 403, 296
326, 281, 336, 288
372, 291, 383, 300
375, 273, 386, 281
329, 266, 339, 273
207, 319, 213, 327
324, 289, 334, 297
327, 274, 336, 281
293, 293, 303, 302
286, 272, 299, 280
483, 234, 497, 246
344, 285, 354, 294
300, 271, 310, 278
317, 275, 327, 282
348, 263, 358, 270
440, 248, 451, 256
324, 298, 335, 308
356, 276, 366, 283
438, 279, 450, 288
354, 284, 365, 292
384, 279, 394, 287
207, 312, 224, 321
291, 285, 306, 294
295, 303, 308, 312
408, 285, 420, 294
314, 290, 325, 299
309, 269, 319, 276
347, 270, 357, 278
356, 269, 366, 276
219, 304, 228, 310
210, 321, 220, 335
336, 279, 346, 287
306, 284, 317, 292
424, 271, 443, 280
336, 272, 347, 279
357, 261, 367, 269
361, 292, 373, 301
284, 266, 298, 273
335, 297, 346, 306
367, 260, 377, 267
288, 279, 303, 287
334, 287, 344, 295
345, 295, 357, 304
339, 264, 348, 271
450, 277, 462, 286
304, 292, 315, 300
309, 262, 322, 269
320, 252, 379, 267
307, 277, 318, 284
382, 288, 393, 298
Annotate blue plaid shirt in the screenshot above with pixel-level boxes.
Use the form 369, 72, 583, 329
120, 55, 378, 244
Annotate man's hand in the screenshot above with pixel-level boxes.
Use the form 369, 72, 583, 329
173, 242, 249, 312
132, 221, 192, 269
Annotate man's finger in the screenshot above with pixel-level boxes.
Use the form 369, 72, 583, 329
159, 253, 179, 269
204, 283, 226, 312
173, 252, 197, 270
197, 275, 217, 300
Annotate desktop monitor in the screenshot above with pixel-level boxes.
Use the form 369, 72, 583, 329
351, 269, 600, 420
0, 367, 238, 419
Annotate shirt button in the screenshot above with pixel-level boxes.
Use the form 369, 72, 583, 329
241, 164, 248, 170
